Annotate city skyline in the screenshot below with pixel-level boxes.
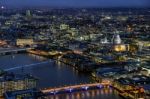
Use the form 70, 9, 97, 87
0, 0, 150, 98
0, 0, 150, 8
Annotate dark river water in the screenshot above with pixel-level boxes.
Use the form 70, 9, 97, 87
48, 88, 120, 99
0, 53, 91, 88
0, 54, 121, 99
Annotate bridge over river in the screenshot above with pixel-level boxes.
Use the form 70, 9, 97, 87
0, 47, 34, 55
42, 82, 110, 94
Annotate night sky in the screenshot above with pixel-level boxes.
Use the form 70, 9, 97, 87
0, 0, 150, 8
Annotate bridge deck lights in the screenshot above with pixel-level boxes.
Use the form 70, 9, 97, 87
51, 90, 58, 95
69, 88, 73, 92
65, 88, 73, 93
97, 85, 103, 88
50, 91, 54, 94
82, 86, 89, 90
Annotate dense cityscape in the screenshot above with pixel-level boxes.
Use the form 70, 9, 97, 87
0, 1, 150, 99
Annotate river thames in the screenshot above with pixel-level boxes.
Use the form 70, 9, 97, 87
0, 53, 121, 99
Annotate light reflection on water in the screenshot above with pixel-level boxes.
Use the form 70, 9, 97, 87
0, 54, 121, 98
48, 88, 120, 99
0, 54, 91, 88
28, 53, 48, 61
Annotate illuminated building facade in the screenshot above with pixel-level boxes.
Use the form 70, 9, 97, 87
0, 40, 7, 46
0, 73, 37, 97
100, 33, 130, 52
113, 44, 130, 52
112, 33, 129, 52
112, 33, 122, 45
113, 75, 150, 98
4, 89, 42, 99
16, 39, 34, 47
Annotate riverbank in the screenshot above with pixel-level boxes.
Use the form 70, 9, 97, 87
0, 53, 91, 88
27, 49, 95, 72
26, 50, 147, 99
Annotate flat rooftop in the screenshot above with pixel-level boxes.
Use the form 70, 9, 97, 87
0, 72, 37, 82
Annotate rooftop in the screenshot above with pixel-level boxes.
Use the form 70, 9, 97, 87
116, 75, 150, 85
4, 88, 42, 99
0, 72, 37, 82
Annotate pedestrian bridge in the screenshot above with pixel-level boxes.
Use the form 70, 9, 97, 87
41, 82, 111, 94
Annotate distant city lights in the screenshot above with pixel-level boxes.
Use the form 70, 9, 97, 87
1, 6, 4, 9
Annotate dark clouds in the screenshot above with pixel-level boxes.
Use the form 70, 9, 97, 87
0, 0, 150, 8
